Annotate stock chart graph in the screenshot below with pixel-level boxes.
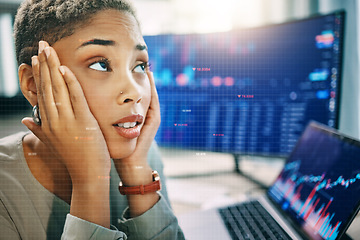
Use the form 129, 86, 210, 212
268, 125, 360, 240
271, 164, 360, 240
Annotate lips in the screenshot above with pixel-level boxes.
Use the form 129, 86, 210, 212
112, 114, 144, 139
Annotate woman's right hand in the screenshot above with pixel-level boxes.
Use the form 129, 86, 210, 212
21, 41, 111, 227
24, 40, 111, 182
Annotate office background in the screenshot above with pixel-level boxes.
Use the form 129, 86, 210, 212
133, 0, 360, 141
133, 0, 359, 141
0, 0, 359, 238
0, 0, 359, 140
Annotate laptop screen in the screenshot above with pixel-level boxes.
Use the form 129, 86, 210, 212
267, 122, 360, 240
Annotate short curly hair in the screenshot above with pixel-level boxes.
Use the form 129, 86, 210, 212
14, 0, 138, 66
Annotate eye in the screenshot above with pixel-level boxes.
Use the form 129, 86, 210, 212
133, 62, 149, 74
89, 58, 111, 72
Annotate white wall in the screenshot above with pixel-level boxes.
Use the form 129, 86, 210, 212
134, 0, 318, 34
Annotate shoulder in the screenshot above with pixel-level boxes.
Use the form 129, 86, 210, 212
148, 140, 160, 157
0, 131, 31, 199
0, 132, 67, 238
0, 132, 28, 163
147, 140, 163, 169
0, 131, 30, 189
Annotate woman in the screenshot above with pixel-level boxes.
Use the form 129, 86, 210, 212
0, 0, 184, 239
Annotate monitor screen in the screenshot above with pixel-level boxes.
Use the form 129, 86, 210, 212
267, 122, 360, 240
144, 11, 345, 156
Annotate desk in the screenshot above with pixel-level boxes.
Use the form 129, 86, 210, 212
160, 148, 360, 240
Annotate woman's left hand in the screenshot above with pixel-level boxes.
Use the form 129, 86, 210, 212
113, 71, 161, 217
114, 71, 160, 186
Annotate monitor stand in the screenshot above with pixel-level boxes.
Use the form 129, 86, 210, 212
233, 154, 268, 190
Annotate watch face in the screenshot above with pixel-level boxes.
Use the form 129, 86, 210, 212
152, 170, 160, 181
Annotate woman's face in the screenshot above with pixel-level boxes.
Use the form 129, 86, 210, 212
52, 10, 151, 159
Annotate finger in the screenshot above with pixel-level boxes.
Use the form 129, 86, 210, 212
38, 41, 58, 122
59, 66, 91, 120
21, 117, 47, 142
31, 56, 40, 92
147, 72, 160, 121
136, 72, 160, 149
31, 55, 49, 124
44, 46, 74, 119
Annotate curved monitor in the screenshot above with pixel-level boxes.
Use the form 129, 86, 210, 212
144, 11, 345, 156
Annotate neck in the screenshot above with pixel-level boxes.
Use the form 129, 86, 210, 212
22, 133, 72, 204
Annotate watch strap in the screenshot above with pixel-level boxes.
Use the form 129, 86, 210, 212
119, 170, 161, 195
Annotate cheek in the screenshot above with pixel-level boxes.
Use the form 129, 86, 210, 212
70, 74, 111, 120
68, 67, 108, 103
82, 87, 112, 120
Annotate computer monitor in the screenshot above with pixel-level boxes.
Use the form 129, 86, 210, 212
144, 11, 345, 157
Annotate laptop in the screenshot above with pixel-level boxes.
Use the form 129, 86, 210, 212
178, 121, 360, 240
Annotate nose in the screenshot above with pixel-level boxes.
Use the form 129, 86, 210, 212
116, 74, 142, 105
123, 96, 142, 104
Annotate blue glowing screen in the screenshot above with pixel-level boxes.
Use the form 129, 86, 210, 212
144, 11, 345, 156
268, 122, 360, 240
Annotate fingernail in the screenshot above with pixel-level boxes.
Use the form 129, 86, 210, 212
31, 56, 38, 66
59, 66, 66, 75
38, 41, 45, 53
44, 47, 51, 58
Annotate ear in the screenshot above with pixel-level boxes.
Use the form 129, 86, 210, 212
18, 63, 37, 107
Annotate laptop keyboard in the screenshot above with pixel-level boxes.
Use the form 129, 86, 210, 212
219, 201, 292, 240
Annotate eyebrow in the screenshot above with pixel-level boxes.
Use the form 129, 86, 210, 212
78, 38, 147, 52
78, 39, 115, 48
